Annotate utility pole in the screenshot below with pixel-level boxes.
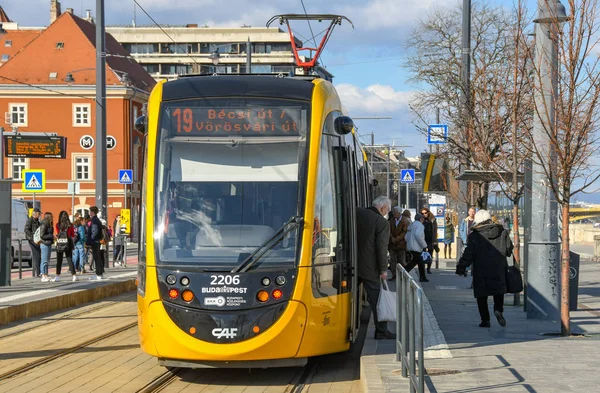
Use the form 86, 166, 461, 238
246, 37, 252, 73
457, 0, 471, 262
96, 0, 107, 218
386, 145, 390, 198
527, 0, 568, 328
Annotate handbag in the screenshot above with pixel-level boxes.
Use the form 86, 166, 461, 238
377, 279, 397, 322
506, 257, 523, 294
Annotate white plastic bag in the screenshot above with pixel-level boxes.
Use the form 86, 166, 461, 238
377, 279, 397, 322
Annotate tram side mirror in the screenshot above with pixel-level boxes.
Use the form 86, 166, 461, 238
135, 115, 147, 134
334, 116, 354, 135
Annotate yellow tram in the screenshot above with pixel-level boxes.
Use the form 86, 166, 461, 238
136, 73, 373, 368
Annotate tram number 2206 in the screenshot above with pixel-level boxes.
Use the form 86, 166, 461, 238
210, 275, 241, 286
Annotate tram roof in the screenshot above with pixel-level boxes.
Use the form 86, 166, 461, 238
162, 75, 316, 102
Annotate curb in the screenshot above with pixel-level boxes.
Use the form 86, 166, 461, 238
360, 317, 387, 393
0, 278, 136, 326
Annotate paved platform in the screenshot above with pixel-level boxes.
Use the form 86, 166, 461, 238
0, 255, 138, 326
361, 258, 600, 392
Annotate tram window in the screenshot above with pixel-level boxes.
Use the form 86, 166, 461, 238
312, 114, 346, 298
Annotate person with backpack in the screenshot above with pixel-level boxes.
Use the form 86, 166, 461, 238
73, 216, 87, 274
87, 206, 104, 280
39, 212, 55, 282
99, 219, 111, 270
54, 210, 77, 282
24, 208, 42, 277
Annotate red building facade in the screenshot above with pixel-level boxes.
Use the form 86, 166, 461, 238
0, 11, 155, 234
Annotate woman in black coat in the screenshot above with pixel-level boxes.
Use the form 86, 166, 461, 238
456, 209, 513, 328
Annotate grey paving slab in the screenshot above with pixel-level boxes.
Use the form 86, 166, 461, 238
360, 258, 600, 393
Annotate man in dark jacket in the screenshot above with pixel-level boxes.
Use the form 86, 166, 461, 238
87, 206, 104, 280
389, 207, 410, 279
456, 209, 513, 328
24, 208, 42, 277
356, 196, 395, 340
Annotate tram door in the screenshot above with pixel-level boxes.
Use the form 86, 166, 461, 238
345, 146, 359, 342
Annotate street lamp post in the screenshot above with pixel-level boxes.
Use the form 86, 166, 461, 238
96, 0, 107, 218
527, 0, 569, 327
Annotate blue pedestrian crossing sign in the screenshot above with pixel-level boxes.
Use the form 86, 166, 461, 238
118, 169, 133, 184
400, 169, 415, 184
22, 169, 46, 192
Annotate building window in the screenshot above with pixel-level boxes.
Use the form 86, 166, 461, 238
73, 104, 91, 127
4, 40, 12, 47
9, 104, 27, 126
1, 54, 9, 62
75, 156, 91, 180
12, 158, 27, 180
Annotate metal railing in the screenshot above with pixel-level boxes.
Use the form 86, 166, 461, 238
11, 239, 25, 281
396, 264, 425, 393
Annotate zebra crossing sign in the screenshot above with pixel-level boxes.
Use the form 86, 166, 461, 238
118, 169, 133, 184
400, 169, 415, 184
22, 169, 46, 192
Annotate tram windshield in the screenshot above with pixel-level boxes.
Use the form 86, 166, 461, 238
154, 98, 309, 270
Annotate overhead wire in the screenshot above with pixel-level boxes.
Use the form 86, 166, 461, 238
132, 0, 200, 68
0, 75, 100, 102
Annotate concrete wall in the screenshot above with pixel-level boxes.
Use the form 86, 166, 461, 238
569, 224, 600, 244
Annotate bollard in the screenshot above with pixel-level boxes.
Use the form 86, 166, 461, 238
122, 235, 128, 267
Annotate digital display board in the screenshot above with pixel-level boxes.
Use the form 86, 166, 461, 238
4, 135, 67, 158
165, 106, 307, 137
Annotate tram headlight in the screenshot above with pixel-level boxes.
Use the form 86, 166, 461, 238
166, 275, 177, 285
261, 277, 271, 286
181, 277, 190, 286
257, 290, 269, 302
275, 275, 286, 286
182, 290, 194, 303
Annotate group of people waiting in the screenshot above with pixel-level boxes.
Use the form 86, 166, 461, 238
23, 206, 127, 282
357, 197, 514, 339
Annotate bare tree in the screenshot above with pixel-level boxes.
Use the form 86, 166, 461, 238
527, 0, 600, 336
404, 2, 533, 209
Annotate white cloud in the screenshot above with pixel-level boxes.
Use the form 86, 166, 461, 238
336, 83, 415, 114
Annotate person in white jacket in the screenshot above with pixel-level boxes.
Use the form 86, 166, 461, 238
403, 213, 429, 282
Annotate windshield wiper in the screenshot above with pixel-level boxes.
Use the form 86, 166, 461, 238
230, 216, 303, 273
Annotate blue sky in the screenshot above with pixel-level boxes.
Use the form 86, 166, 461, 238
4, 0, 599, 202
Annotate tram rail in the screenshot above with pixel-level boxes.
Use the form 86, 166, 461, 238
0, 322, 137, 382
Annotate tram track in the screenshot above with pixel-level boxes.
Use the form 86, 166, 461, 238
136, 362, 318, 393
0, 321, 137, 382
0, 300, 127, 341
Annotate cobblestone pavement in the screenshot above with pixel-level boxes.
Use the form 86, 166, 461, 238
362, 259, 600, 393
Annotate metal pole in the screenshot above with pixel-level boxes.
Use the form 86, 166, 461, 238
457, 0, 471, 262
124, 183, 127, 210
71, 188, 75, 217
96, 0, 108, 219
527, 0, 567, 323
386, 145, 390, 197
246, 36, 251, 73
18, 240, 22, 280
406, 183, 410, 209
0, 127, 4, 179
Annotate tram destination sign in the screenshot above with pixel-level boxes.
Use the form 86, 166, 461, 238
167, 106, 306, 137
4, 135, 67, 159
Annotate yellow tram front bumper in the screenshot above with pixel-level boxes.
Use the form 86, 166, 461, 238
139, 298, 308, 362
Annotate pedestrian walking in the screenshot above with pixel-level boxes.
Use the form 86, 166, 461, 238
456, 209, 513, 328
404, 213, 429, 282
458, 206, 476, 277
39, 212, 54, 282
113, 215, 124, 265
86, 207, 104, 280
356, 196, 395, 340
388, 207, 410, 279
54, 210, 77, 282
420, 207, 437, 274
73, 216, 86, 273
443, 214, 455, 259
24, 208, 42, 277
